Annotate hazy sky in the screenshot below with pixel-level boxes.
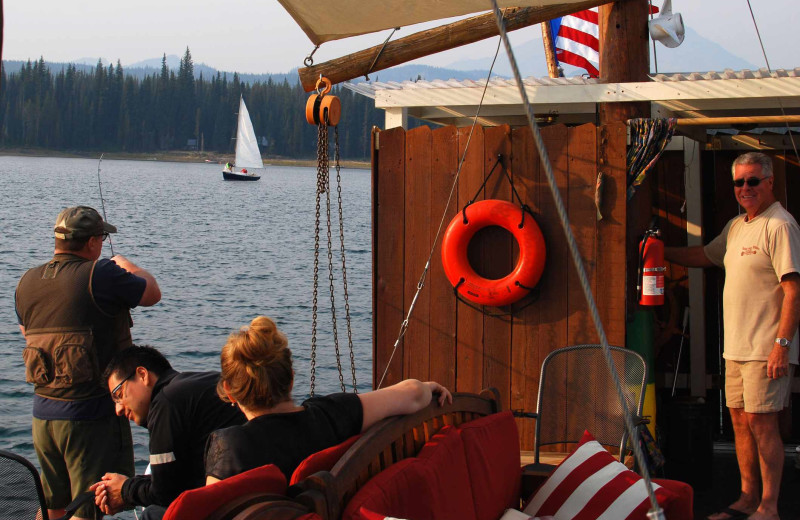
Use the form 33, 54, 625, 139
3, 1, 799, 74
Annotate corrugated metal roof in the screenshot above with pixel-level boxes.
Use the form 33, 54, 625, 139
344, 68, 800, 130
346, 68, 800, 98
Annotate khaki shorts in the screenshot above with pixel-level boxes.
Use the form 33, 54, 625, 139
725, 360, 795, 413
33, 414, 133, 518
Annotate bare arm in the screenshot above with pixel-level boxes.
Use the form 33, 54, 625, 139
664, 245, 714, 268
767, 273, 800, 379
358, 379, 453, 432
112, 254, 162, 306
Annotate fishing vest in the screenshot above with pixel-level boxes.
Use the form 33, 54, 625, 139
16, 254, 133, 400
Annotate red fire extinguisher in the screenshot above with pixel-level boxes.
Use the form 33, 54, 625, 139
638, 228, 665, 306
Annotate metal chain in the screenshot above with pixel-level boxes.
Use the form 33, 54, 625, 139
335, 126, 358, 392
310, 102, 358, 395
309, 121, 328, 396
325, 138, 346, 393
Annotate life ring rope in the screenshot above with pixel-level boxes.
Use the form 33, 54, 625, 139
452, 276, 541, 317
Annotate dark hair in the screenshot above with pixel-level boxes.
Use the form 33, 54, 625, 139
55, 236, 90, 252
218, 316, 293, 409
103, 344, 173, 384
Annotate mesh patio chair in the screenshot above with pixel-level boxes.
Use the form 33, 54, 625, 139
0, 449, 94, 520
522, 344, 648, 471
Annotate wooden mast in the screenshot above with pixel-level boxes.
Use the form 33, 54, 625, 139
541, 22, 560, 78
598, 0, 651, 347
298, 0, 620, 92
598, 0, 650, 123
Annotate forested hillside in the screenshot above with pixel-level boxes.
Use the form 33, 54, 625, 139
0, 50, 384, 160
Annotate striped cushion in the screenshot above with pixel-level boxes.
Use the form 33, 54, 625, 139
523, 431, 676, 520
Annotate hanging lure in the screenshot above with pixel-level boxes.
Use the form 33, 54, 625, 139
594, 171, 605, 221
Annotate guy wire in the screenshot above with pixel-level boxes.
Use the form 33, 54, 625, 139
488, 0, 662, 517
97, 153, 115, 256
746, 0, 799, 164
376, 25, 506, 390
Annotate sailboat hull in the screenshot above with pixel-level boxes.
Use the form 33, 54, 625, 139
223, 171, 261, 181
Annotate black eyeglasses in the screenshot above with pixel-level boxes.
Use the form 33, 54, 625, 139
111, 372, 135, 403
95, 232, 109, 241
733, 176, 769, 188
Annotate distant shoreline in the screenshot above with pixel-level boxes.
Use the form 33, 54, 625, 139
0, 148, 371, 170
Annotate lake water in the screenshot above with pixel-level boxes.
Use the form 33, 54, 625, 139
0, 155, 373, 476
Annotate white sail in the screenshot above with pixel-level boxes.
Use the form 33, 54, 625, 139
235, 96, 264, 169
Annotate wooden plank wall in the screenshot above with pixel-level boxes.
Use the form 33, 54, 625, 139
373, 123, 628, 450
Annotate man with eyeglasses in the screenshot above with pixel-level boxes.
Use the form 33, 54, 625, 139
90, 345, 245, 520
15, 206, 161, 520
665, 152, 800, 520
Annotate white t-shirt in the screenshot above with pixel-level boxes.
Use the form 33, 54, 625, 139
704, 201, 800, 363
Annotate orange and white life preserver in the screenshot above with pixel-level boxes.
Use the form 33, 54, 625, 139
441, 199, 546, 307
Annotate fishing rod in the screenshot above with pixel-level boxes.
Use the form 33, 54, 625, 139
96, 154, 115, 256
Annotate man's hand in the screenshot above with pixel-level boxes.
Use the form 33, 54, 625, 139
110, 254, 135, 272
766, 344, 790, 379
90, 473, 129, 515
110, 254, 162, 306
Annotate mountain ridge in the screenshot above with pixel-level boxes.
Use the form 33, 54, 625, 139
3, 27, 758, 87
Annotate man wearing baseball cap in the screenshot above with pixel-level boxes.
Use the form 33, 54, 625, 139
15, 206, 161, 520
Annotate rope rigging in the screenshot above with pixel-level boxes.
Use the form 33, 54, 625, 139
745, 0, 800, 165
487, 1, 663, 517
372, 4, 664, 518
308, 78, 357, 396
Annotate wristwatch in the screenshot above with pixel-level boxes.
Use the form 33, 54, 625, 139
775, 337, 790, 348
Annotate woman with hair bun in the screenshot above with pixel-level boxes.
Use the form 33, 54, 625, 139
204, 316, 452, 483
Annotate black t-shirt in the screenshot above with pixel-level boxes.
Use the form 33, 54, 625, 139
204, 392, 363, 481
122, 370, 247, 507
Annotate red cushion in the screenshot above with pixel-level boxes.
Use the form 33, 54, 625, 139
653, 478, 693, 519
290, 434, 361, 485
344, 426, 477, 520
457, 411, 522, 520
343, 459, 437, 520
415, 426, 477, 520
355, 507, 406, 520
523, 431, 678, 520
163, 464, 287, 520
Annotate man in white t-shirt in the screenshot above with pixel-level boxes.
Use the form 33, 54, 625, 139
665, 152, 800, 520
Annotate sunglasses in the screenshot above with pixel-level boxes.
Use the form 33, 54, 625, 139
733, 176, 769, 188
111, 371, 135, 403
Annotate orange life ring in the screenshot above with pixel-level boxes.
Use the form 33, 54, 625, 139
441, 200, 546, 307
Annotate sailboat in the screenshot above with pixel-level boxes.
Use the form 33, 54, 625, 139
222, 96, 263, 181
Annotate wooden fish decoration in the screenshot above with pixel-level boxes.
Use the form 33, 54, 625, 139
595, 171, 605, 221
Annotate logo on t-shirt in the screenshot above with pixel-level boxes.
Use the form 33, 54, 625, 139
740, 245, 760, 256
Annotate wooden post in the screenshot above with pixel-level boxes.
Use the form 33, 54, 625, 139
541, 22, 560, 78
598, 0, 651, 300
598, 0, 650, 123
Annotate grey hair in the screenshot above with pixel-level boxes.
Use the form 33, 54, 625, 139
731, 152, 773, 179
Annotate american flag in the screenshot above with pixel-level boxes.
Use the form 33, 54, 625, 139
549, 6, 658, 77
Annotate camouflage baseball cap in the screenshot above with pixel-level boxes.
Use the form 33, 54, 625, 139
54, 206, 117, 239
